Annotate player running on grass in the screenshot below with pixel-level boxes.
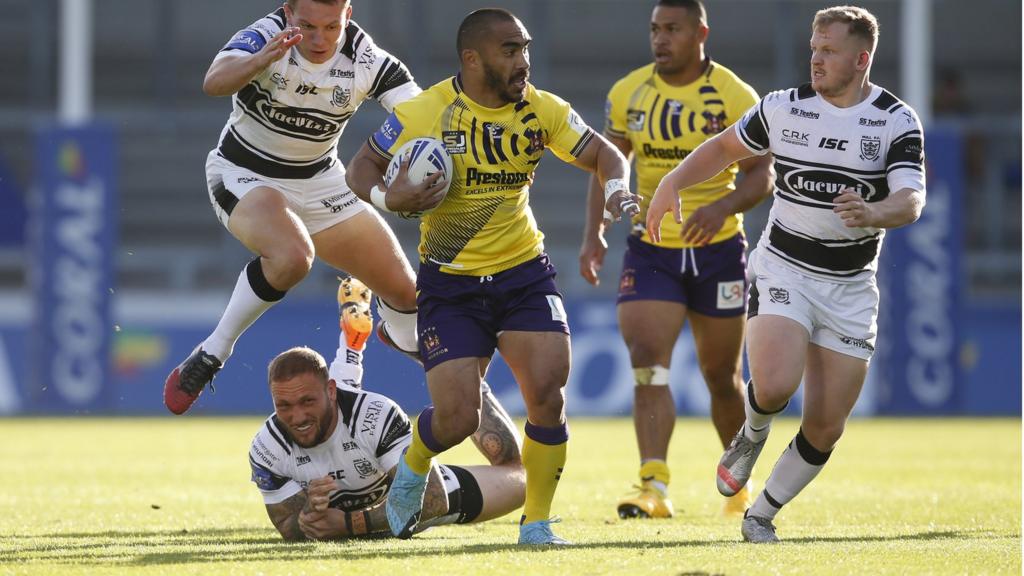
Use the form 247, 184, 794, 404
646, 5, 926, 543
578, 0, 773, 520
346, 8, 640, 545
249, 278, 525, 540
165, 0, 438, 415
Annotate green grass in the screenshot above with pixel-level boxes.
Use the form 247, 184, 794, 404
0, 417, 1019, 575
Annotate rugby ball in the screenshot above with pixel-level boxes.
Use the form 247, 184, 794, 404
383, 137, 453, 219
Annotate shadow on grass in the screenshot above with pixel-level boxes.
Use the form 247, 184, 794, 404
4, 527, 1015, 566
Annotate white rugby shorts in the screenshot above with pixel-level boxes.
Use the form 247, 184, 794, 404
748, 248, 878, 360
205, 151, 367, 236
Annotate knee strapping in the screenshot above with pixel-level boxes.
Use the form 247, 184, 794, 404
634, 365, 670, 386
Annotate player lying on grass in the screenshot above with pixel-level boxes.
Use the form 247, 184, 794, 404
248, 277, 524, 540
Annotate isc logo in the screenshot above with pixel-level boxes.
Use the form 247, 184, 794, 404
818, 137, 849, 150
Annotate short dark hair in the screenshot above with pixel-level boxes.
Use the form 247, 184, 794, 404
655, 0, 707, 25
813, 5, 879, 52
268, 347, 329, 386
456, 8, 518, 55
286, 0, 349, 9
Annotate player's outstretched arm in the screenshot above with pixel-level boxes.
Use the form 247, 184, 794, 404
680, 153, 775, 245
580, 134, 633, 286
203, 27, 302, 97
571, 134, 640, 224
833, 187, 925, 229
645, 125, 754, 243
265, 490, 312, 541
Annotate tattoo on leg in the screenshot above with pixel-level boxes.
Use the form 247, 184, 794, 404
472, 389, 522, 466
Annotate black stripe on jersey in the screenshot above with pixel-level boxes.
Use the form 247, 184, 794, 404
688, 111, 696, 133
339, 21, 364, 60
368, 57, 393, 96
704, 99, 724, 106
376, 407, 411, 458
658, 101, 671, 140
570, 129, 595, 158
451, 76, 462, 94
765, 246, 866, 278
481, 123, 498, 164
352, 26, 366, 53
769, 221, 879, 273
510, 133, 520, 155
647, 94, 661, 139
470, 117, 481, 164
887, 162, 923, 174
220, 130, 334, 179
747, 282, 760, 319
211, 179, 239, 216
520, 112, 537, 125
739, 101, 770, 151
773, 153, 885, 176
699, 85, 718, 94
227, 127, 327, 166
424, 195, 506, 264
348, 393, 367, 437
774, 190, 834, 210
871, 89, 899, 111
337, 385, 359, 429
371, 60, 413, 100
268, 8, 286, 30
670, 105, 683, 139
266, 419, 292, 455
492, 129, 509, 162
367, 134, 392, 161
796, 83, 815, 100
514, 100, 529, 112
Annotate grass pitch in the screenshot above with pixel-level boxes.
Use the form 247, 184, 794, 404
0, 417, 1018, 575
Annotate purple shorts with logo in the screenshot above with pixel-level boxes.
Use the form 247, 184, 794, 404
617, 233, 748, 317
416, 254, 570, 371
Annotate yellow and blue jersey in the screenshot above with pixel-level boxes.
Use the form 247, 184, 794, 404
370, 76, 595, 276
605, 60, 758, 247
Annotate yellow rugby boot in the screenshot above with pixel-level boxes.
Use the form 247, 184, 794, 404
338, 276, 373, 351
617, 481, 674, 519
722, 480, 754, 518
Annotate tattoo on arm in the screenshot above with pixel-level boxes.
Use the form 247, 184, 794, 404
472, 389, 523, 466
265, 491, 309, 541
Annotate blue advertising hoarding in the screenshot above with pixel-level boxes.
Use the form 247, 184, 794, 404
28, 124, 118, 413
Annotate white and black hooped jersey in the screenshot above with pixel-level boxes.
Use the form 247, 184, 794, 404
248, 385, 412, 511
737, 84, 926, 282
215, 9, 420, 179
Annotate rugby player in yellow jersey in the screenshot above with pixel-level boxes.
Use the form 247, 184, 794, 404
346, 8, 639, 545
578, 0, 773, 520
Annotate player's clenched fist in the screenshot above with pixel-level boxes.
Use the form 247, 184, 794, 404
833, 188, 875, 228
645, 178, 682, 244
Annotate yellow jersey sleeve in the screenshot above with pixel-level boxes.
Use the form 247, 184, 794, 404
367, 91, 443, 159
604, 77, 634, 139
533, 89, 596, 164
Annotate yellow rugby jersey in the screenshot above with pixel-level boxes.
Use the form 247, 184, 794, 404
369, 76, 595, 276
605, 60, 758, 247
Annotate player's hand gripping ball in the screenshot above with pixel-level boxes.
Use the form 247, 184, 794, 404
383, 137, 453, 219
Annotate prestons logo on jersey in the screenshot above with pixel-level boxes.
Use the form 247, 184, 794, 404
464, 167, 531, 188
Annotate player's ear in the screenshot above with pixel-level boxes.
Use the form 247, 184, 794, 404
856, 50, 871, 71
697, 23, 709, 43
344, 2, 353, 22
326, 379, 337, 401
461, 48, 479, 71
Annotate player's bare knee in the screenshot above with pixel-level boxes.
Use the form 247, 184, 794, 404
437, 404, 480, 441
267, 242, 314, 287
702, 366, 743, 399
634, 365, 670, 387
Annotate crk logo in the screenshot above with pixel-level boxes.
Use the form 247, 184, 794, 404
295, 83, 318, 95
781, 129, 810, 147
768, 287, 790, 305
859, 136, 881, 161
270, 72, 288, 90
296, 455, 311, 466
442, 130, 467, 154
818, 137, 849, 151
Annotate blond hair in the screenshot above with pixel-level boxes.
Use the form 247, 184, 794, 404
813, 5, 879, 51
268, 346, 329, 386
